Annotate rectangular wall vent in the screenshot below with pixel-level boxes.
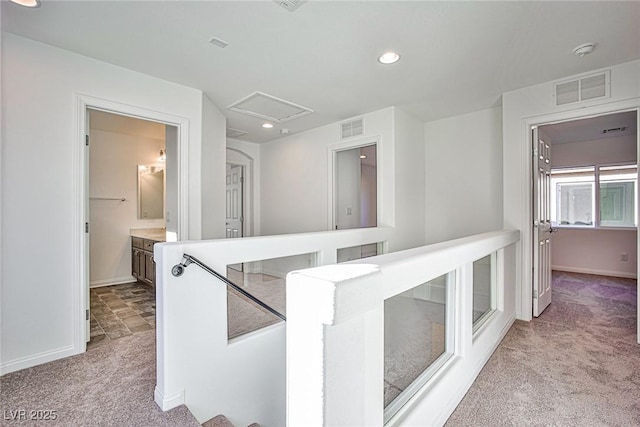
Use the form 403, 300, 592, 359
227, 91, 314, 123
553, 70, 610, 106
341, 118, 364, 139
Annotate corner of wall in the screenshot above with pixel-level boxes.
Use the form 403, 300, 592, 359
200, 94, 227, 240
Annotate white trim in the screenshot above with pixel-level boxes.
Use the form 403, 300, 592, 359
154, 387, 185, 411
0, 345, 76, 376
517, 100, 640, 324
552, 265, 637, 279
89, 276, 137, 288
74, 94, 191, 357
327, 136, 381, 231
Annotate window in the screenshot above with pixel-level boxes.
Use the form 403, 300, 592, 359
600, 165, 637, 227
551, 164, 637, 228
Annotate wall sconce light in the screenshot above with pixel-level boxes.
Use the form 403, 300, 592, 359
159, 149, 166, 162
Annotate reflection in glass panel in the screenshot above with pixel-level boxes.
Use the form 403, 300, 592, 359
473, 254, 494, 325
599, 165, 637, 227
226, 253, 316, 339
337, 243, 379, 263
384, 274, 449, 410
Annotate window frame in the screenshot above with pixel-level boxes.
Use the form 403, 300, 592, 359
550, 162, 637, 230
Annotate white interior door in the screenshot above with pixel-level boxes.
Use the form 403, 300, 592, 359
532, 128, 553, 316
226, 165, 243, 238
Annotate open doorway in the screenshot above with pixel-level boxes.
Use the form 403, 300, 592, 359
332, 143, 378, 262
74, 94, 189, 355
86, 109, 178, 346
531, 111, 638, 324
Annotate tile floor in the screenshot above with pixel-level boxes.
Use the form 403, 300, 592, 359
89, 281, 155, 347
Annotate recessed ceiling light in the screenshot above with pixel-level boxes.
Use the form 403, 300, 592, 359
262, 123, 274, 129
9, 0, 40, 7
360, 155, 367, 159
378, 51, 400, 64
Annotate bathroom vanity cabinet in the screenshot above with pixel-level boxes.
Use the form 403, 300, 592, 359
131, 228, 166, 287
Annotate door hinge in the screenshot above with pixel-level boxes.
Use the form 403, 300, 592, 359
86, 309, 89, 321
85, 222, 89, 233
533, 289, 538, 299
240, 177, 244, 183
85, 135, 89, 146
240, 216, 244, 223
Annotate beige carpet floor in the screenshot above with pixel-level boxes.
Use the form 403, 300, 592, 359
0, 330, 200, 427
446, 271, 639, 426
2, 271, 636, 426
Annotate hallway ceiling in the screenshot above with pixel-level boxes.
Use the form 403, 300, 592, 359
541, 111, 638, 145
3, 1, 639, 143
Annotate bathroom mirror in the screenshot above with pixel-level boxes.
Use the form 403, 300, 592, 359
138, 165, 164, 219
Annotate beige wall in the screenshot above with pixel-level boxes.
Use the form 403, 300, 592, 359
89, 125, 165, 287
552, 228, 637, 278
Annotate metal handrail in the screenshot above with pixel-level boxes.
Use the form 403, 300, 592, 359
171, 254, 286, 322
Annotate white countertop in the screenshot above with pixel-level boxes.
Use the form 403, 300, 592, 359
130, 228, 167, 242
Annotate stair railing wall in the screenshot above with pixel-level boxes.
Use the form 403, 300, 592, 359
153, 227, 392, 427
287, 229, 520, 426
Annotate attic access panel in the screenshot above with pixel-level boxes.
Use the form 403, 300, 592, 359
227, 91, 314, 123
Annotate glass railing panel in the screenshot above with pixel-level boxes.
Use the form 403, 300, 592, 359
472, 253, 496, 329
337, 243, 379, 263
226, 253, 316, 339
384, 273, 453, 418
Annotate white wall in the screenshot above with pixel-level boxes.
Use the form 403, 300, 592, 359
503, 59, 640, 320
258, 107, 425, 252
552, 134, 637, 167
393, 107, 426, 251
89, 128, 165, 287
424, 107, 503, 244
259, 108, 395, 236
201, 94, 227, 240
549, 133, 637, 278
0, 33, 219, 373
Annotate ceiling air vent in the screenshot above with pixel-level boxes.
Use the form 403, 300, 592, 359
553, 70, 610, 106
274, 0, 306, 12
341, 118, 364, 139
227, 91, 314, 123
226, 127, 248, 139
603, 126, 627, 134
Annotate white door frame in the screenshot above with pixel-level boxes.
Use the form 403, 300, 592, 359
517, 99, 640, 343
73, 94, 190, 354
226, 148, 254, 237
327, 137, 381, 231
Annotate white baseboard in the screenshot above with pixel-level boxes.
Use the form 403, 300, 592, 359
552, 265, 637, 279
154, 387, 185, 411
0, 345, 77, 376
90, 276, 137, 288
